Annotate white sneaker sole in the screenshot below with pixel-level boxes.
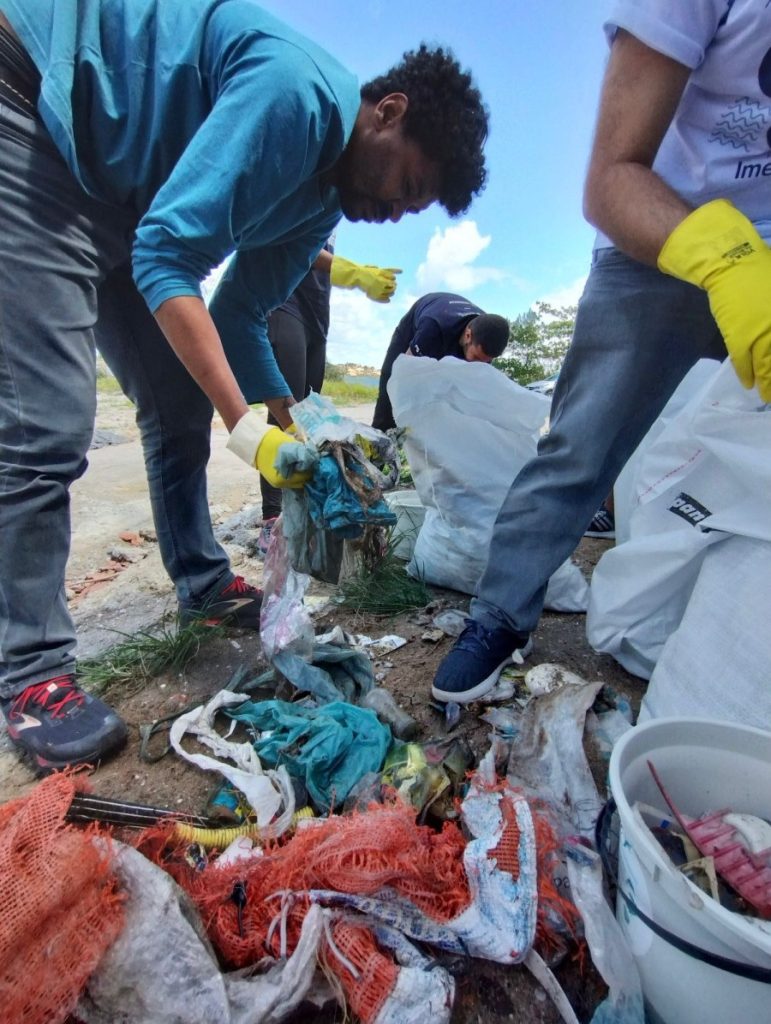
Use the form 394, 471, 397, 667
431, 637, 533, 705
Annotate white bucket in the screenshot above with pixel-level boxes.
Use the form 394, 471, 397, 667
385, 490, 426, 561
608, 717, 771, 1024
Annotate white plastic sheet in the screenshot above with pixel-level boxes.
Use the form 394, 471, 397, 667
77, 843, 324, 1024
169, 690, 295, 833
388, 355, 589, 611
641, 535, 771, 728
587, 362, 771, 678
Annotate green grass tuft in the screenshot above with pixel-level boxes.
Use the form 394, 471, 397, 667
79, 617, 224, 697
338, 539, 430, 616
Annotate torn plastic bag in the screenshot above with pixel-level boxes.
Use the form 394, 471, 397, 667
279, 444, 396, 583
277, 393, 400, 583
365, 924, 454, 1024
505, 668, 604, 838
225, 699, 391, 810
76, 842, 326, 1024
290, 391, 400, 490
565, 843, 644, 1024
388, 355, 589, 611
312, 781, 539, 965
303, 443, 397, 537
259, 517, 315, 664
169, 690, 296, 835
272, 639, 374, 704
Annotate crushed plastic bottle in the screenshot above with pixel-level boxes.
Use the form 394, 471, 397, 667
361, 687, 419, 740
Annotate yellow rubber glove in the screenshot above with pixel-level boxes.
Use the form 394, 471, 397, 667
226, 410, 311, 488
658, 199, 771, 401
330, 256, 401, 302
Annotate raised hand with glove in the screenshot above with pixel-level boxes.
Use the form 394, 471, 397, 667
226, 410, 311, 488
330, 255, 401, 303
658, 199, 771, 402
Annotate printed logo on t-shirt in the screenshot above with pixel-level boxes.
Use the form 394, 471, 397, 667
710, 97, 769, 151
668, 492, 712, 526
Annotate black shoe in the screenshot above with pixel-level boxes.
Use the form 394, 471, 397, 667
1, 674, 127, 773
183, 575, 263, 629
431, 619, 532, 704
584, 505, 615, 539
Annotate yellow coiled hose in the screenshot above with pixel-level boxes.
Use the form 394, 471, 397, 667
173, 806, 315, 849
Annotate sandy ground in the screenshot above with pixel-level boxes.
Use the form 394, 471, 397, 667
0, 389, 645, 1024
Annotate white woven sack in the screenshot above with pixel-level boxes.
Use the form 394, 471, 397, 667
587, 361, 771, 678
640, 535, 771, 728
389, 355, 588, 611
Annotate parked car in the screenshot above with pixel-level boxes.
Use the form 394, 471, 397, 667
525, 372, 559, 396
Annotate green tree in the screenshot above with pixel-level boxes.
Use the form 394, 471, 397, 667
494, 302, 577, 386
324, 360, 344, 382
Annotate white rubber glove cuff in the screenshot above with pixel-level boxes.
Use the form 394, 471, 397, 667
226, 409, 272, 467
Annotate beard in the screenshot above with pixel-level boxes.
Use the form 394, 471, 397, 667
338, 187, 390, 223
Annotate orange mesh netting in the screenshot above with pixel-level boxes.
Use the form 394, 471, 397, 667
140, 800, 471, 968
139, 791, 582, 1020
138, 800, 470, 1020
0, 774, 124, 1024
324, 920, 399, 1023
487, 790, 582, 956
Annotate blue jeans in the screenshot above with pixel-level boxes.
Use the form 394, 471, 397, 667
471, 246, 727, 635
0, 101, 230, 697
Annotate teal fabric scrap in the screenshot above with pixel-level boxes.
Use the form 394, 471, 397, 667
273, 642, 374, 704
226, 699, 391, 810
303, 454, 396, 539
276, 444, 395, 540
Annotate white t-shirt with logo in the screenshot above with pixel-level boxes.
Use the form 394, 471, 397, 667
597, 0, 771, 247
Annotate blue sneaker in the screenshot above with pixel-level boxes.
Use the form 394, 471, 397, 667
431, 619, 532, 704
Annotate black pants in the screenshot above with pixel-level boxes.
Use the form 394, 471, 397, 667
260, 308, 326, 519
371, 319, 411, 431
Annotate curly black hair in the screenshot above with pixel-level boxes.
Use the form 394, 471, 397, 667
361, 44, 489, 217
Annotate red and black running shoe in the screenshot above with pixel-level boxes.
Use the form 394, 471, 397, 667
182, 575, 263, 629
1, 674, 127, 773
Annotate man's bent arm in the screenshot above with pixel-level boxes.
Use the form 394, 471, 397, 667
583, 30, 692, 266
154, 296, 294, 431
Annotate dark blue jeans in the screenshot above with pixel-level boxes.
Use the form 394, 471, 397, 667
0, 100, 230, 696
471, 246, 727, 635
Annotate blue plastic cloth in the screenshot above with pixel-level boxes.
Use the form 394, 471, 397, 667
276, 444, 395, 541
303, 453, 396, 538
225, 699, 391, 810
273, 643, 374, 704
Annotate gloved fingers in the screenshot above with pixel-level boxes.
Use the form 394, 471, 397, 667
753, 343, 771, 402
269, 467, 312, 489
728, 349, 755, 392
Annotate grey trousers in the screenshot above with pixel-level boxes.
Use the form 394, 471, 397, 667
0, 100, 230, 697
471, 246, 727, 635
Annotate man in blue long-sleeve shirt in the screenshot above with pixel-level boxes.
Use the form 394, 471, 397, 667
0, 1, 489, 771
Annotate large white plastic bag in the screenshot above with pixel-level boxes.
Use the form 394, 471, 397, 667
640, 535, 771, 728
587, 361, 771, 678
388, 355, 589, 611
613, 360, 722, 546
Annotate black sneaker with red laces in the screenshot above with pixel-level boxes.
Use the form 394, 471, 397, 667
182, 575, 263, 630
0, 674, 127, 773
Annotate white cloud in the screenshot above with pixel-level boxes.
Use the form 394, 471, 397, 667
416, 220, 508, 292
535, 275, 587, 310
326, 289, 404, 368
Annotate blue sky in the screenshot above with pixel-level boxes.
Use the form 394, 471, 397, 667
257, 1, 614, 366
